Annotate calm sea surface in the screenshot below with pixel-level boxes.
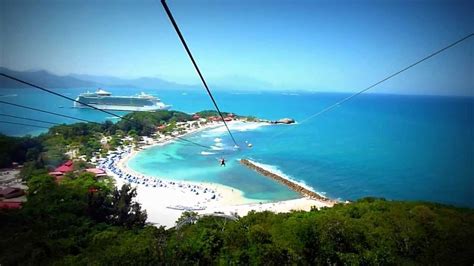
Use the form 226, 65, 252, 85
1, 87, 473, 207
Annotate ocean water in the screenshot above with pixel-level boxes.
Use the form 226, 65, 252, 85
1, 87, 473, 207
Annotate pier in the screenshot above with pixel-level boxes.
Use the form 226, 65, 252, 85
240, 159, 333, 203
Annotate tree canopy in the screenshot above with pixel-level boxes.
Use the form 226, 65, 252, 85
1, 175, 473, 266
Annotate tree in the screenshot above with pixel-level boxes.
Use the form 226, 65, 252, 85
176, 211, 199, 228
108, 184, 147, 228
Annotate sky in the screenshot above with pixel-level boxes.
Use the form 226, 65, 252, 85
1, 0, 473, 95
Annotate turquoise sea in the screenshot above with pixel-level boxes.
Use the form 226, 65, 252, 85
1, 87, 473, 207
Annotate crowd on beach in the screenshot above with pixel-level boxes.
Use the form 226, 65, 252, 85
96, 147, 222, 210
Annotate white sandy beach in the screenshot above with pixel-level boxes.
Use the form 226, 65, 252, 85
100, 120, 334, 228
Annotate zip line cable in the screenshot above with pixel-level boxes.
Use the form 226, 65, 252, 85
174, 137, 212, 149
0, 100, 100, 124
0, 96, 210, 148
0, 73, 124, 119
0, 120, 50, 129
0, 113, 62, 125
161, 0, 239, 148
0, 99, 210, 148
0, 75, 212, 149
272, 33, 474, 138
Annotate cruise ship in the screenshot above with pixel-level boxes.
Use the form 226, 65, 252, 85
74, 89, 171, 111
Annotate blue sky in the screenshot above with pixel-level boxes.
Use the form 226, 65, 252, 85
1, 0, 473, 95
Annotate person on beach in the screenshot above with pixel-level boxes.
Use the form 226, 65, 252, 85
220, 158, 226, 167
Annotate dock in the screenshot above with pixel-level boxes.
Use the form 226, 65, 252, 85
240, 159, 333, 203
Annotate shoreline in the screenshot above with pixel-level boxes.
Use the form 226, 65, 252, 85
99, 120, 335, 227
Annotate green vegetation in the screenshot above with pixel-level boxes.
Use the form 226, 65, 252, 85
0, 122, 110, 170
0, 110, 208, 170
165, 198, 474, 265
0, 134, 43, 168
117, 110, 192, 136
196, 110, 233, 118
0, 172, 149, 265
1, 180, 473, 265
0, 109, 252, 170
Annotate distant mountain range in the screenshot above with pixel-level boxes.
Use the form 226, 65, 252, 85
0, 67, 196, 90
0, 67, 98, 88
69, 73, 195, 90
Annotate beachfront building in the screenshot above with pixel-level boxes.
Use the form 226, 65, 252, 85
85, 168, 107, 178
0, 201, 22, 209
55, 160, 74, 173
48, 160, 74, 182
207, 116, 222, 122
0, 187, 25, 199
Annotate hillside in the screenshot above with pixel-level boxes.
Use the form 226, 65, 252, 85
0, 67, 195, 90
0, 67, 98, 88
70, 73, 195, 90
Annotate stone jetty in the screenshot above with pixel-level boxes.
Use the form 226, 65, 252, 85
259, 118, 296, 124
240, 159, 334, 203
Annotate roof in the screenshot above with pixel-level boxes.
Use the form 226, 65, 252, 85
86, 168, 105, 175
55, 160, 74, 173
209, 116, 222, 121
48, 171, 64, 176
0, 201, 22, 209
0, 187, 21, 196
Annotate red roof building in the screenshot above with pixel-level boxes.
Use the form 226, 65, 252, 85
48, 171, 65, 182
0, 187, 25, 199
208, 116, 222, 122
192, 114, 201, 120
55, 160, 74, 173
157, 125, 167, 131
48, 171, 63, 176
85, 168, 107, 177
0, 201, 22, 209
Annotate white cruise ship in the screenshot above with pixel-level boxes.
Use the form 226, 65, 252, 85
74, 89, 171, 111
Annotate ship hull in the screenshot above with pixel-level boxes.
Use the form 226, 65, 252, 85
74, 102, 171, 111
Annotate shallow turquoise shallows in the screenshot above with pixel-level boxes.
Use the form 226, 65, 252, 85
2, 88, 473, 207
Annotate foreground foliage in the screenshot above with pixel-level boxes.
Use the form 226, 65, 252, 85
1, 172, 473, 265
167, 198, 474, 265
0, 173, 148, 265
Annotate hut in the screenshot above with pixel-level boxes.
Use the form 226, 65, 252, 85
0, 187, 25, 199
85, 168, 107, 178
55, 160, 74, 173
0, 201, 22, 209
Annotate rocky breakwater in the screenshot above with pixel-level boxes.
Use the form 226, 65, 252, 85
274, 118, 295, 124
259, 118, 296, 124
240, 159, 334, 203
